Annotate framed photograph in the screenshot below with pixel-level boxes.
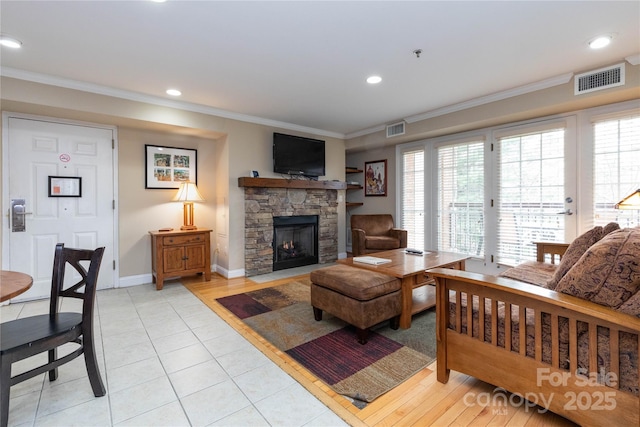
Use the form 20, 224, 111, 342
364, 159, 387, 196
145, 145, 197, 189
48, 176, 82, 197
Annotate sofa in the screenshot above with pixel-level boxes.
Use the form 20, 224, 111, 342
429, 225, 640, 426
350, 214, 407, 257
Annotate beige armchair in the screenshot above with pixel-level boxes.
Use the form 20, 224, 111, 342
350, 214, 408, 257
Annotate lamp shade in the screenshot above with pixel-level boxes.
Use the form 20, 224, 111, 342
173, 182, 204, 202
615, 189, 640, 210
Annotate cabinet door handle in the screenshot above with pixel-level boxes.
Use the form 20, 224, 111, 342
182, 256, 188, 260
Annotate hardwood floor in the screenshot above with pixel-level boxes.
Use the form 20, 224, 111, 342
183, 273, 577, 427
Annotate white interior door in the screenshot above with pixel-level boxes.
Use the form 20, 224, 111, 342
3, 114, 116, 301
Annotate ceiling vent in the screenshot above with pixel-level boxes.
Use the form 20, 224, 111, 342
386, 121, 405, 138
575, 63, 625, 95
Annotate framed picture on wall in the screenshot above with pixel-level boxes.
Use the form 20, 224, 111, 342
48, 176, 82, 197
145, 145, 197, 189
364, 159, 387, 196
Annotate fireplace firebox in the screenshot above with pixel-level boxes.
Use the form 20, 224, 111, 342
273, 215, 318, 271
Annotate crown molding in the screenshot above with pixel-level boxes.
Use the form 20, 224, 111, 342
0, 67, 345, 140
626, 53, 640, 66
403, 73, 574, 124
346, 124, 387, 139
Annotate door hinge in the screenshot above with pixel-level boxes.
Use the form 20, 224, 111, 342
112, 200, 115, 210
491, 255, 494, 263
491, 143, 494, 152
113, 260, 116, 270
491, 199, 494, 207
112, 139, 115, 149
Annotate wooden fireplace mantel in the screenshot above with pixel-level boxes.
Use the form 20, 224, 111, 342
238, 177, 347, 190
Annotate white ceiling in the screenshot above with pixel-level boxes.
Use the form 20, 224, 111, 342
1, 1, 639, 138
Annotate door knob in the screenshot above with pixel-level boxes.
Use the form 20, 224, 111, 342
10, 199, 33, 232
556, 209, 573, 215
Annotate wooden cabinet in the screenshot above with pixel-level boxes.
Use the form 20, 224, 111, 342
149, 229, 212, 290
345, 167, 363, 207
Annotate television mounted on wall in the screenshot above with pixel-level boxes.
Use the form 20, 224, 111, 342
273, 132, 325, 178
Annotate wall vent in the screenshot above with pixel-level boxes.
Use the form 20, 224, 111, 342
386, 121, 405, 138
575, 63, 625, 95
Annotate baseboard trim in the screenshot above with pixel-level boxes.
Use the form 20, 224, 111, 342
117, 273, 152, 288
118, 265, 245, 287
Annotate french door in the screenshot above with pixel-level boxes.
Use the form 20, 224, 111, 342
493, 118, 577, 266
399, 117, 577, 270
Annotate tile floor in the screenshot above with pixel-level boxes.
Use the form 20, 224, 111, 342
0, 282, 348, 426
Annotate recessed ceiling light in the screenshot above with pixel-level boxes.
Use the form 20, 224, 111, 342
367, 75, 382, 84
166, 89, 182, 96
0, 36, 22, 49
589, 35, 612, 49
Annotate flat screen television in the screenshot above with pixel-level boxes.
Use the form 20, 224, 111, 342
273, 132, 325, 178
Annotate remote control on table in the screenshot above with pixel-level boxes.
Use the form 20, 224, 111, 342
405, 248, 423, 255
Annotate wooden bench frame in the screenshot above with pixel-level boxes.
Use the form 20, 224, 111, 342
429, 243, 640, 426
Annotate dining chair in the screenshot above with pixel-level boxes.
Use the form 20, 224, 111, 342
0, 244, 105, 427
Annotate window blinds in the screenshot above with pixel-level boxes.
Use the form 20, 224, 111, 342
401, 149, 425, 250
436, 141, 485, 257
593, 114, 640, 227
495, 128, 565, 266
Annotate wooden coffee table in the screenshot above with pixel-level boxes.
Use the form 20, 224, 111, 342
338, 249, 469, 329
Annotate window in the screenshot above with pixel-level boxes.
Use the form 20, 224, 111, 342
593, 114, 640, 228
394, 100, 635, 275
495, 127, 566, 266
436, 141, 484, 257
400, 148, 425, 250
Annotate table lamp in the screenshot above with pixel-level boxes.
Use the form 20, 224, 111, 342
614, 189, 640, 210
173, 182, 204, 230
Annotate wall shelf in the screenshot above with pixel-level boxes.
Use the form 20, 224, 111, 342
345, 167, 363, 208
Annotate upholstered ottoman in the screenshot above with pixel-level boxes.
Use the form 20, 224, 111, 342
310, 264, 401, 344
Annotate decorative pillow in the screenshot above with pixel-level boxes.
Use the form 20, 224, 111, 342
555, 228, 640, 309
617, 291, 640, 317
603, 221, 620, 236
546, 226, 603, 290
500, 261, 558, 287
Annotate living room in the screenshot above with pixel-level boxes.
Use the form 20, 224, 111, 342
3, 70, 639, 286
1, 2, 639, 287
1, 1, 640, 426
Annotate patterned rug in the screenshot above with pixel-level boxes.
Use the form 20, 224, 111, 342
216, 279, 436, 406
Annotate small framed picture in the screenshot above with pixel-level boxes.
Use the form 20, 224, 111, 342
48, 176, 82, 197
364, 160, 387, 196
145, 145, 197, 189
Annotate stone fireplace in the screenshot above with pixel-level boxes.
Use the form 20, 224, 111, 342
239, 177, 344, 277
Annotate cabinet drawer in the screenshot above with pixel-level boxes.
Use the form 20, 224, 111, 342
163, 234, 205, 246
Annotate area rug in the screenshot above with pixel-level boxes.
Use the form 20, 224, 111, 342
216, 279, 436, 406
